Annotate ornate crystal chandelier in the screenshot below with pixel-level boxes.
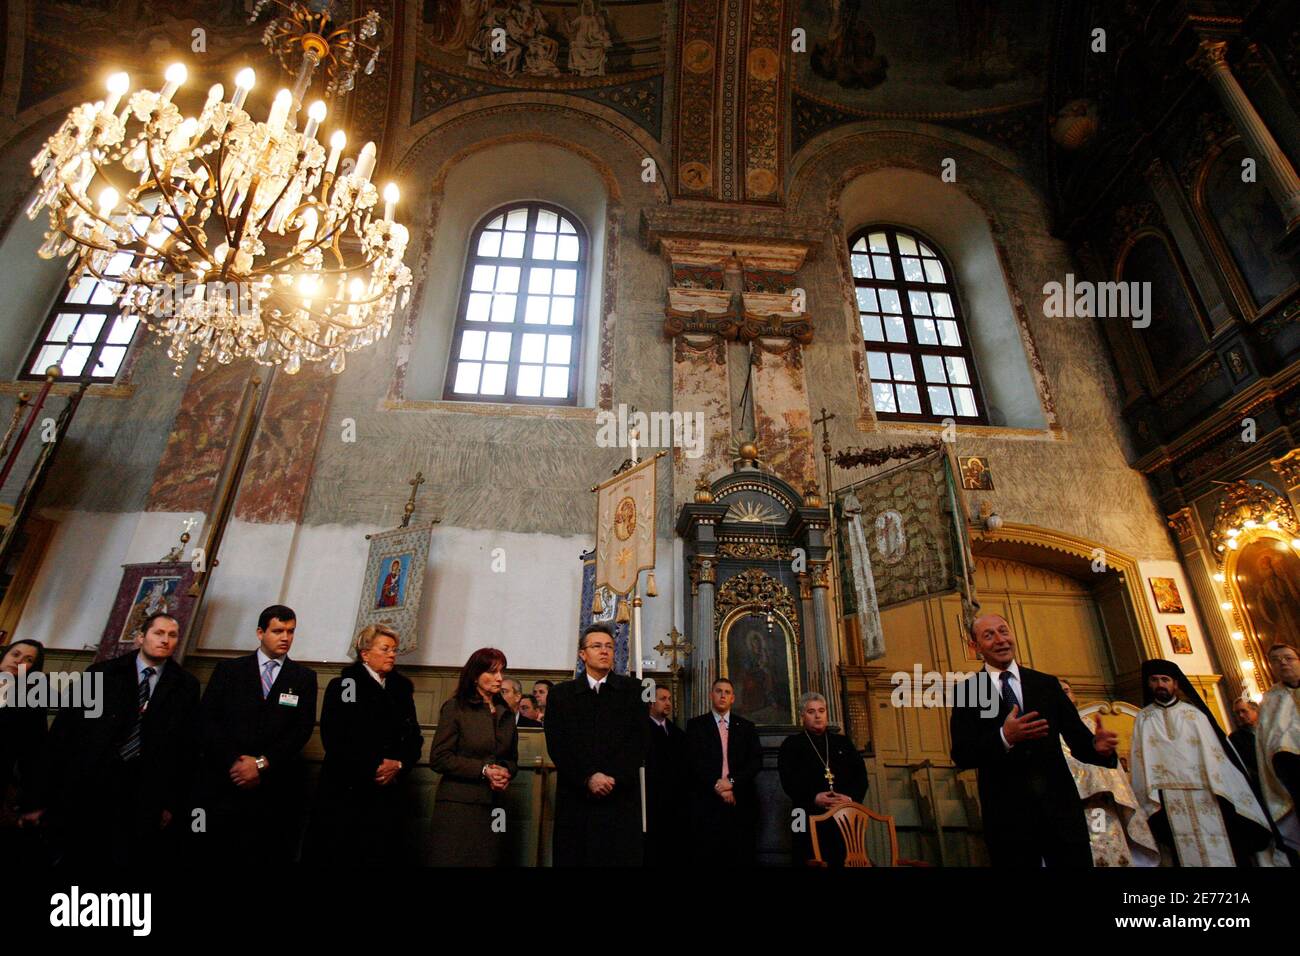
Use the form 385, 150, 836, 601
253, 0, 385, 98
26, 4, 409, 376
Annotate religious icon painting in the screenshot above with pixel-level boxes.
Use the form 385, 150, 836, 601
1167, 624, 1193, 655
1149, 576, 1185, 614
374, 553, 413, 609
720, 609, 797, 726
96, 562, 198, 663
958, 456, 994, 491
354, 523, 435, 654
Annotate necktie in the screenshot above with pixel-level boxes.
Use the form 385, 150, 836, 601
999, 671, 1018, 714
719, 718, 730, 779
261, 660, 277, 699
119, 667, 155, 761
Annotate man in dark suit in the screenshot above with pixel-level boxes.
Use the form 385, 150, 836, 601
33, 612, 200, 866
644, 682, 688, 865
949, 613, 1119, 867
502, 677, 542, 728
304, 624, 422, 865
686, 677, 763, 865
199, 604, 318, 863
1229, 698, 1261, 784
545, 623, 647, 865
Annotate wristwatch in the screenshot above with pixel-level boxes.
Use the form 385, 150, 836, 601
254, 756, 268, 771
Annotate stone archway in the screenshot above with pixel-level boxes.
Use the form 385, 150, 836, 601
972, 521, 1162, 703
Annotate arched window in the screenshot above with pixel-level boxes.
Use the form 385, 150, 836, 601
21, 249, 141, 383
850, 226, 986, 423
444, 202, 587, 404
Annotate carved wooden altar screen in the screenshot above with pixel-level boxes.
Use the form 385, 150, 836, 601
677, 460, 837, 726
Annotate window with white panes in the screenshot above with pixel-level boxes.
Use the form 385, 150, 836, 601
445, 203, 586, 404
22, 246, 141, 383
850, 226, 987, 423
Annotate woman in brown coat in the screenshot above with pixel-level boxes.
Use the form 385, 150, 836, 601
428, 647, 518, 866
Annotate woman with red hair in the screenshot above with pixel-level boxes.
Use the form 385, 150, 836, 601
428, 646, 518, 865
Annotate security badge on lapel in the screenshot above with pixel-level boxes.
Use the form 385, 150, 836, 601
278, 690, 300, 707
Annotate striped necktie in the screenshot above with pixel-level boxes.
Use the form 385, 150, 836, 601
119, 667, 155, 761
261, 660, 278, 699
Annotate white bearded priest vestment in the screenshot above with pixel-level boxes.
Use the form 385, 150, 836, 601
1256, 682, 1300, 851
1130, 699, 1286, 866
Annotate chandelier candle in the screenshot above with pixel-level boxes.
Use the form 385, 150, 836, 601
27, 62, 412, 375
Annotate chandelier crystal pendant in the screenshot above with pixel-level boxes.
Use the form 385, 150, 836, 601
28, 45, 409, 376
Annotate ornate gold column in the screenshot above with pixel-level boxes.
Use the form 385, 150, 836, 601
1167, 506, 1246, 703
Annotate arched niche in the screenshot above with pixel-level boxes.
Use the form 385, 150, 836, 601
400, 138, 613, 406
1115, 229, 1209, 387
1196, 138, 1298, 316
839, 167, 1046, 429
971, 521, 1163, 702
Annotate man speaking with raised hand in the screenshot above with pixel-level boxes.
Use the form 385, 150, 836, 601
950, 613, 1118, 867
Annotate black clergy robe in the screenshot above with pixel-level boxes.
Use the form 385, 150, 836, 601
777, 729, 868, 866
644, 715, 689, 865
544, 672, 648, 866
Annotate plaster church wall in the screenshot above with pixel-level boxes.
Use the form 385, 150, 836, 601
787, 122, 1179, 564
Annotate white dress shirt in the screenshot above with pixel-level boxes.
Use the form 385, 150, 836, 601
985, 660, 1023, 750
586, 672, 608, 693
136, 652, 165, 697
362, 662, 386, 688
256, 648, 284, 689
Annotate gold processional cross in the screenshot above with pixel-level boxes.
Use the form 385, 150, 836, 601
653, 626, 693, 672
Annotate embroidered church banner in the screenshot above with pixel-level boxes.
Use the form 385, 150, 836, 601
593, 455, 658, 596
352, 523, 435, 654
836, 450, 964, 611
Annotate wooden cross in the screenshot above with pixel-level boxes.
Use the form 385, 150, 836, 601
401, 471, 426, 527
654, 626, 693, 672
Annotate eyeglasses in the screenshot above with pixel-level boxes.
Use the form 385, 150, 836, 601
585, 642, 615, 651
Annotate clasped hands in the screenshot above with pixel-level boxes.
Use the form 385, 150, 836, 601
586, 772, 616, 797
483, 763, 511, 792
814, 790, 852, 810
1002, 706, 1118, 757
714, 777, 735, 806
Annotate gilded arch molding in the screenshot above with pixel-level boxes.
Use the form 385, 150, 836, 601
971, 521, 1162, 661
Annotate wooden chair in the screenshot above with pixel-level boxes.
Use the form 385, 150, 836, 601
807, 801, 929, 867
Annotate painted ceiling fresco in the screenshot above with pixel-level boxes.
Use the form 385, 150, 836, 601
794, 0, 1051, 115
16, 0, 271, 115
413, 0, 666, 136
